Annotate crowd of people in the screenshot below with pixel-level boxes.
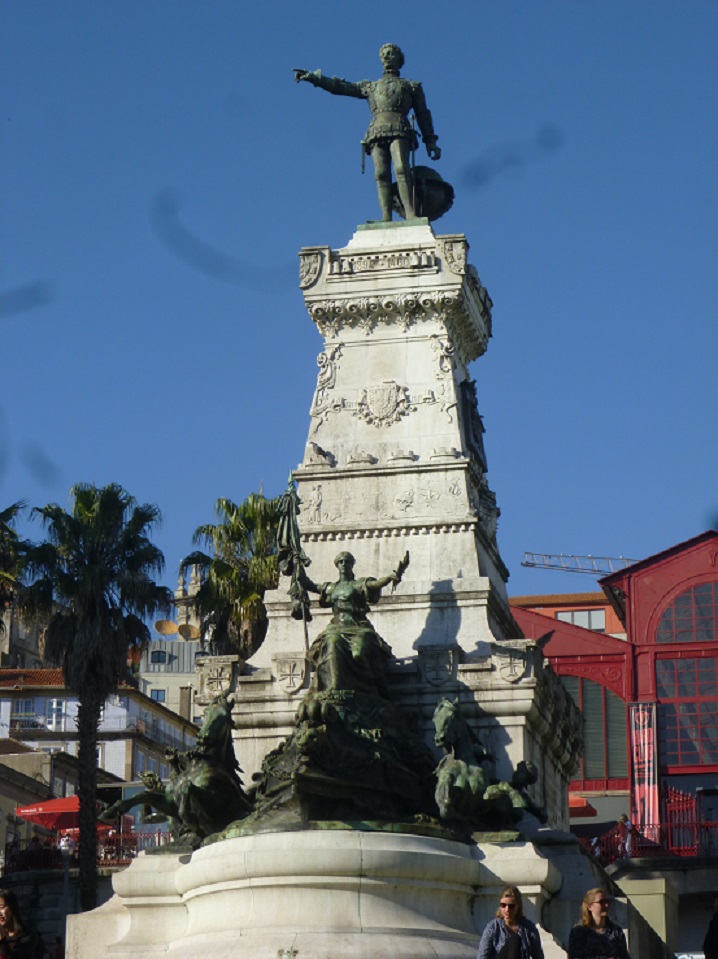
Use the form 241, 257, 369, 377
477, 885, 630, 959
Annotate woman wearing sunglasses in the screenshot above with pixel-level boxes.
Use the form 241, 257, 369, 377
477, 885, 544, 959
568, 887, 630, 958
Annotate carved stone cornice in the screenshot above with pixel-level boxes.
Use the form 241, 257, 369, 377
304, 289, 490, 364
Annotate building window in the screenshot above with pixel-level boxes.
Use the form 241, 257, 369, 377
562, 675, 628, 782
150, 689, 166, 703
555, 609, 606, 632
656, 582, 718, 644
656, 655, 718, 767
150, 650, 167, 664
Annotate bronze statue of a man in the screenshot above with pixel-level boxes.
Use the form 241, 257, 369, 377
295, 44, 441, 222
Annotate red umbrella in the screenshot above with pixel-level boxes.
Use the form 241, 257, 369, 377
15, 796, 80, 831
569, 793, 598, 818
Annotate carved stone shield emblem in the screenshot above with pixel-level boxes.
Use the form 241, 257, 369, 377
418, 645, 458, 686
273, 653, 307, 694
356, 380, 411, 427
496, 647, 527, 684
196, 656, 240, 702
299, 251, 323, 289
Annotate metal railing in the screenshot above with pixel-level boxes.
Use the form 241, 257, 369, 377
580, 820, 718, 864
8, 713, 194, 752
3, 832, 172, 873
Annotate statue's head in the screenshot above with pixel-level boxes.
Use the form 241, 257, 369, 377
334, 551, 356, 579
379, 44, 404, 72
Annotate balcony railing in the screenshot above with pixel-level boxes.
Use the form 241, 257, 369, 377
9, 714, 194, 752
580, 820, 718, 863
3, 832, 171, 873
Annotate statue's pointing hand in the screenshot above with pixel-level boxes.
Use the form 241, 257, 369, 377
293, 68, 321, 85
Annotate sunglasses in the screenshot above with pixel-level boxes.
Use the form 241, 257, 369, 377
499, 902, 517, 910
593, 899, 612, 907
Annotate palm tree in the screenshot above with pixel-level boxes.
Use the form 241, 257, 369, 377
182, 492, 280, 660
0, 501, 28, 625
19, 483, 172, 911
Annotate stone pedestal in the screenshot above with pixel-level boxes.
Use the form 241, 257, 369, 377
257, 221, 512, 671
67, 831, 566, 959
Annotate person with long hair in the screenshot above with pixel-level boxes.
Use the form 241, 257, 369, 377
0, 889, 48, 959
477, 885, 544, 959
567, 887, 630, 958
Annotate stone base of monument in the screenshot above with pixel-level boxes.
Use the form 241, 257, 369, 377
68, 830, 569, 958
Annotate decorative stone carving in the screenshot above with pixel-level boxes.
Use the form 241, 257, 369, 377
346, 447, 376, 466
299, 248, 328, 289
355, 381, 412, 427
431, 334, 456, 376
272, 653, 308, 695
309, 344, 342, 431
495, 646, 528, 685
196, 655, 241, 703
429, 447, 462, 461
327, 249, 439, 277
305, 441, 336, 468
460, 378, 488, 472
307, 484, 324, 524
418, 645, 458, 686
438, 235, 468, 275
477, 474, 500, 543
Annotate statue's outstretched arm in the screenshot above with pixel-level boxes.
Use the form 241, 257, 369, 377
370, 551, 410, 591
298, 566, 320, 594
411, 83, 441, 160
294, 69, 365, 100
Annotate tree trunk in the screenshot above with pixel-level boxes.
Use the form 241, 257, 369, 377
76, 690, 101, 911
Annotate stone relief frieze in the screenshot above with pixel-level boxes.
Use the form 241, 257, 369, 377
309, 344, 343, 433
390, 480, 465, 519
302, 484, 342, 525
355, 380, 413, 427
327, 248, 439, 278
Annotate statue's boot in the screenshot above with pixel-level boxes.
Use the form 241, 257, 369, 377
377, 182, 393, 221
396, 173, 416, 219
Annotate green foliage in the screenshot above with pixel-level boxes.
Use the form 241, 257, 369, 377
182, 492, 280, 659
21, 483, 172, 694
18, 482, 172, 912
0, 501, 28, 620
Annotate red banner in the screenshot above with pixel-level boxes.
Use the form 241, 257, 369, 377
629, 702, 659, 841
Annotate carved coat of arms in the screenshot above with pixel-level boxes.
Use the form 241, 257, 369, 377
299, 251, 323, 289
418, 646, 458, 686
356, 380, 411, 427
273, 653, 307, 694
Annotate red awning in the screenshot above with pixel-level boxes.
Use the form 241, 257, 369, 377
15, 796, 80, 831
569, 794, 598, 818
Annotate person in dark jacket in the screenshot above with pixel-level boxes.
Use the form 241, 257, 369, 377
0, 889, 48, 959
477, 885, 544, 959
567, 887, 630, 959
703, 894, 718, 959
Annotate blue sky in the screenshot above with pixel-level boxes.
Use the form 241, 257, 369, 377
2, 1, 716, 604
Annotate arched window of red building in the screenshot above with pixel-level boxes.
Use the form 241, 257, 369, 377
654, 580, 718, 771
656, 582, 718, 643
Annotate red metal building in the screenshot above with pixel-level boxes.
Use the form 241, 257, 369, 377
511, 531, 718, 950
